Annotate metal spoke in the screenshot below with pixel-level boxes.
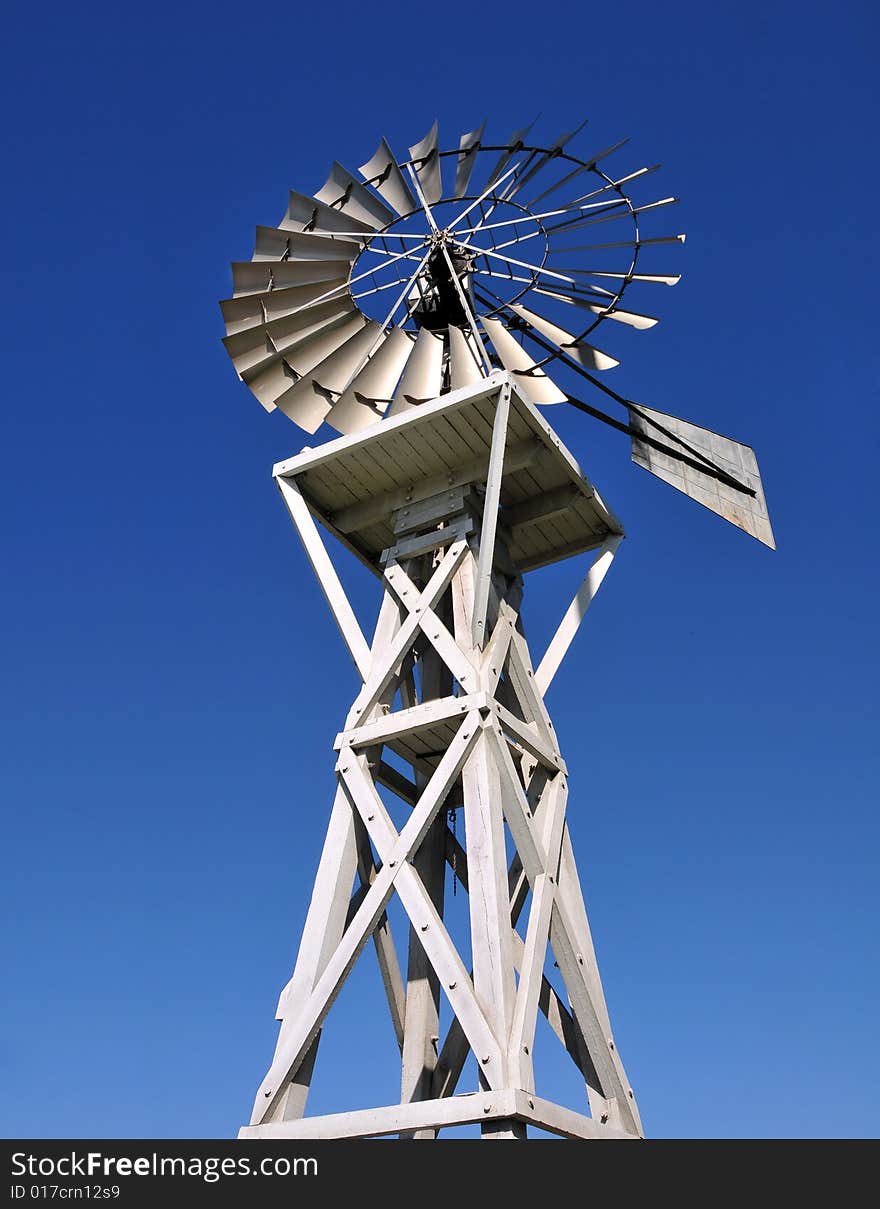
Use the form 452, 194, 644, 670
406, 164, 492, 372
452, 241, 576, 286
457, 197, 627, 239
446, 161, 524, 232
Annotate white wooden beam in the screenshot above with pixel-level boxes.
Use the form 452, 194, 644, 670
472, 380, 511, 649
276, 476, 372, 680
534, 534, 623, 695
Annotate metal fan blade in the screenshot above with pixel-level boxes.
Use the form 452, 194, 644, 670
526, 138, 630, 208
252, 226, 360, 263
534, 288, 659, 330
358, 138, 417, 217
453, 122, 486, 199
324, 327, 414, 434
481, 318, 567, 407
502, 119, 589, 201
280, 190, 376, 239
275, 322, 381, 432
448, 325, 484, 390
485, 119, 538, 187
231, 258, 352, 297
220, 277, 348, 335
238, 313, 368, 412
572, 270, 681, 286
314, 161, 396, 231
508, 303, 619, 371
223, 297, 357, 377
629, 406, 775, 548
387, 328, 444, 416
408, 121, 443, 206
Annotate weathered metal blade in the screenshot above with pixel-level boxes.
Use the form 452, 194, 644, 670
223, 297, 357, 377
481, 317, 567, 406
387, 328, 444, 416
508, 302, 619, 370
485, 119, 537, 188
275, 321, 381, 432
359, 138, 417, 216
502, 119, 589, 201
280, 190, 376, 238
231, 258, 351, 297
324, 327, 414, 434
220, 277, 349, 335
252, 226, 360, 263
453, 122, 486, 198
242, 313, 368, 413
629, 406, 775, 548
571, 269, 681, 286
526, 138, 629, 208
314, 161, 396, 230
534, 288, 659, 330
408, 121, 443, 206
448, 325, 484, 390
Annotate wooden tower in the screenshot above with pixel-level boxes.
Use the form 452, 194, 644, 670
238, 372, 643, 1141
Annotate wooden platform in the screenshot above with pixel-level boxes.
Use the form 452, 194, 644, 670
273, 370, 624, 575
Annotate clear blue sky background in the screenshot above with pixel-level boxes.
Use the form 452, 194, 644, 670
2, 0, 877, 1139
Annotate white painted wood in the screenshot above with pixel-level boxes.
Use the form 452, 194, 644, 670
330, 438, 544, 534
512, 1091, 637, 1141
508, 774, 569, 1091
245, 401, 645, 1140
241, 1091, 515, 1140
276, 476, 372, 679
343, 751, 506, 1083
346, 538, 470, 723
472, 381, 511, 648
535, 535, 623, 694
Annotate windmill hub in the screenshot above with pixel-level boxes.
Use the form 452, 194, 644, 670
414, 239, 475, 332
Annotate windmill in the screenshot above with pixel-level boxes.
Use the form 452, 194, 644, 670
221, 120, 774, 1141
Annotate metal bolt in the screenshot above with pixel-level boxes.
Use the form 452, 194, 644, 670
420, 923, 429, 932
448, 981, 456, 989
483, 1104, 492, 1114
481, 1055, 490, 1064
600, 1113, 609, 1124
389, 860, 396, 867
367, 813, 374, 821
528, 1098, 534, 1109
523, 1045, 529, 1054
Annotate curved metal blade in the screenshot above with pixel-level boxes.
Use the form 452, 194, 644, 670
508, 303, 619, 370
572, 269, 681, 286
324, 327, 414, 434
231, 258, 352, 297
453, 122, 486, 199
629, 406, 775, 549
534, 287, 659, 330
224, 297, 357, 377
525, 139, 629, 208
239, 311, 367, 412
387, 328, 444, 416
408, 121, 443, 206
481, 317, 567, 406
280, 190, 377, 238
314, 162, 396, 230
502, 119, 589, 201
448, 325, 484, 390
275, 321, 381, 432
253, 226, 360, 263
359, 138, 417, 216
485, 119, 538, 188
220, 277, 349, 335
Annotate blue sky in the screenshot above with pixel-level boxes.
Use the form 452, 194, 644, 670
2, 0, 878, 1139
